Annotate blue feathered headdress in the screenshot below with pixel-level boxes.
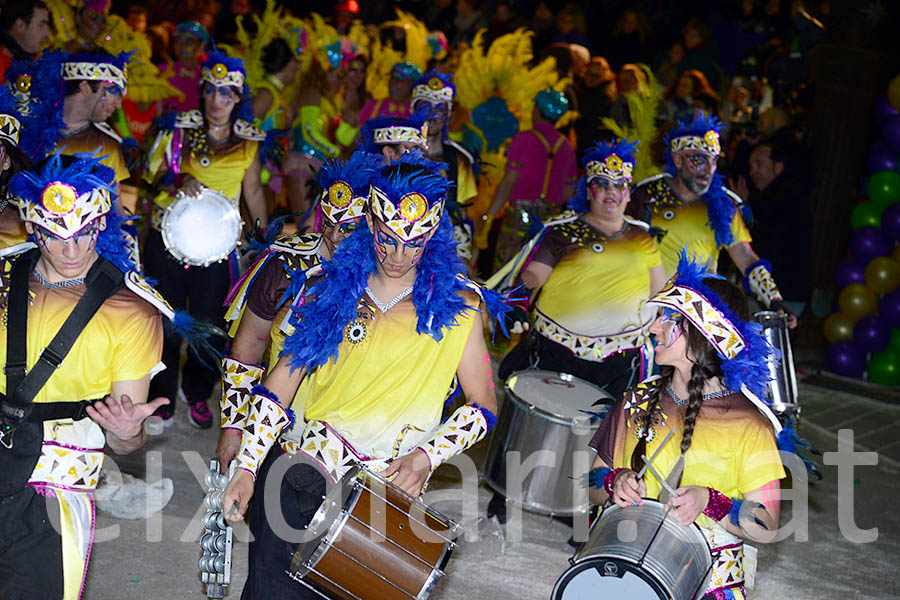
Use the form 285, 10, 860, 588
11, 152, 139, 274
568, 138, 639, 213
663, 111, 736, 249
411, 69, 455, 106
316, 150, 382, 225
281, 154, 509, 371
582, 137, 639, 175
8, 50, 67, 161
358, 107, 432, 156
200, 50, 253, 122
0, 85, 23, 148
646, 250, 774, 397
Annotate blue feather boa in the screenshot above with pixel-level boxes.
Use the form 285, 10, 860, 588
670, 251, 774, 397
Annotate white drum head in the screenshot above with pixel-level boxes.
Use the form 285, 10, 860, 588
506, 370, 612, 421
553, 559, 665, 600
161, 188, 242, 266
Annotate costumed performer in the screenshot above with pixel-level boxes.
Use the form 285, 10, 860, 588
357, 60, 421, 124
588, 253, 788, 599
630, 111, 796, 326
476, 88, 578, 267
158, 20, 209, 113
358, 107, 430, 161
222, 155, 508, 598
411, 69, 479, 263
215, 150, 380, 471
0, 152, 213, 599
143, 50, 267, 428
0, 86, 32, 251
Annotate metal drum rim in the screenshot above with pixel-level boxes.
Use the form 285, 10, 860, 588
160, 188, 242, 266
551, 555, 670, 600
504, 369, 612, 426
482, 475, 591, 517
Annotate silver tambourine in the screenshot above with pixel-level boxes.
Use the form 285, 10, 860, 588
161, 187, 242, 266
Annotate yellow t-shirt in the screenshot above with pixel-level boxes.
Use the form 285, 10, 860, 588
534, 219, 661, 336
592, 380, 785, 529
58, 124, 130, 182
0, 204, 28, 249
0, 265, 163, 404
283, 290, 480, 460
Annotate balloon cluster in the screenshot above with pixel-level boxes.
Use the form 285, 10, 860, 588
826, 75, 900, 385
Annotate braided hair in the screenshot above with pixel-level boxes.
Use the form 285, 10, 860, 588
629, 277, 751, 472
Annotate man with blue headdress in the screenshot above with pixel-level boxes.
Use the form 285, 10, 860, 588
0, 152, 175, 598
143, 50, 268, 429
358, 107, 431, 161
477, 88, 578, 268
55, 49, 132, 182
411, 69, 479, 262
215, 150, 381, 472
631, 111, 795, 326
222, 154, 508, 597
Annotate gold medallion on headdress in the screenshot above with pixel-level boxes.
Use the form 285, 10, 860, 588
42, 183, 77, 215
321, 181, 367, 226
586, 153, 633, 183
370, 185, 444, 242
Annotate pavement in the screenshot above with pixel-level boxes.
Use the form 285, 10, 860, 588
84, 380, 900, 599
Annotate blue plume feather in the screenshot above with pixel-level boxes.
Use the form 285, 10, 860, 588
316, 150, 382, 197
582, 137, 639, 171
172, 310, 226, 371
777, 423, 822, 479
567, 176, 589, 212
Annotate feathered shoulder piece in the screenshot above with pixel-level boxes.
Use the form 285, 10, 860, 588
646, 250, 774, 397
176, 110, 204, 129
233, 119, 266, 141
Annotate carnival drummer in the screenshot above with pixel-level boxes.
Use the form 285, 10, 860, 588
489, 139, 665, 523
0, 86, 31, 251
630, 111, 796, 326
0, 153, 172, 598
587, 253, 787, 599
143, 50, 267, 429
222, 155, 508, 598
215, 150, 381, 471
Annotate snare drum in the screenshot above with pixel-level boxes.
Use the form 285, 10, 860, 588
288, 466, 461, 600
161, 188, 242, 266
552, 500, 713, 600
755, 311, 799, 416
483, 370, 613, 516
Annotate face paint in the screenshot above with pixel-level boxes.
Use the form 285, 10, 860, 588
658, 308, 685, 347
374, 227, 393, 264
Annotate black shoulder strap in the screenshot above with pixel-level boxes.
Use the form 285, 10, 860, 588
4, 254, 124, 421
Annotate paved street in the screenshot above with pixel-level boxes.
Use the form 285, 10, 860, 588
85, 381, 900, 599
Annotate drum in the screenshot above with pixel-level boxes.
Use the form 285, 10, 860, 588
755, 311, 799, 416
483, 370, 613, 516
160, 188, 242, 266
552, 500, 713, 600
288, 466, 461, 600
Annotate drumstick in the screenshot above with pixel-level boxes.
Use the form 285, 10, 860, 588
635, 429, 675, 481
225, 500, 240, 520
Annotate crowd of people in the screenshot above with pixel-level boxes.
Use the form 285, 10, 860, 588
0, 1, 823, 599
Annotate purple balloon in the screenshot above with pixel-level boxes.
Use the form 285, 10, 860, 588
835, 258, 867, 289
850, 226, 891, 262
885, 115, 900, 153
854, 314, 891, 353
869, 145, 900, 174
875, 95, 900, 125
882, 203, 900, 243
880, 289, 900, 328
826, 341, 866, 378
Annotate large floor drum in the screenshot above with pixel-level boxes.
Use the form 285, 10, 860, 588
483, 370, 613, 516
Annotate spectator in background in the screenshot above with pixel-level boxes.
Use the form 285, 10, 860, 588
663, 69, 718, 124
63, 0, 111, 52
679, 18, 721, 92
693, 90, 720, 117
574, 57, 627, 158
485, 1, 527, 45
552, 5, 590, 51
655, 42, 684, 89
451, 0, 488, 47
606, 9, 652, 70
425, 0, 456, 32
0, 0, 50, 83
126, 5, 148, 34
737, 138, 812, 311
530, 1, 557, 56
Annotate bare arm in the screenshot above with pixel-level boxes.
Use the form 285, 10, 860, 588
521, 260, 554, 292
252, 88, 274, 122
229, 309, 274, 365
485, 168, 520, 218
88, 375, 169, 455
726, 241, 760, 275
455, 311, 498, 416
242, 147, 268, 229
719, 480, 781, 544
260, 355, 307, 407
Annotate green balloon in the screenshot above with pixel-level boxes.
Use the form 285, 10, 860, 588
868, 170, 900, 210
851, 201, 883, 229
868, 349, 900, 386
890, 328, 900, 350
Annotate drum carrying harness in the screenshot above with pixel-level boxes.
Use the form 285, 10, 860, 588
0, 249, 124, 496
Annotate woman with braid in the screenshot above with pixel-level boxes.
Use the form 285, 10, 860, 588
587, 252, 787, 599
